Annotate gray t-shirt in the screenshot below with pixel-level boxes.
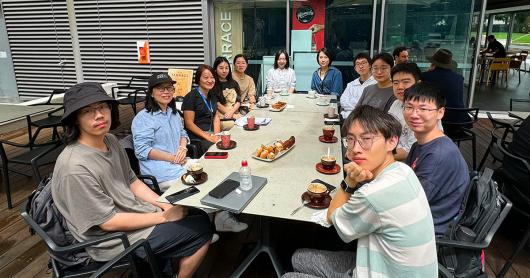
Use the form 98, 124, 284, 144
51, 134, 158, 261
355, 84, 395, 112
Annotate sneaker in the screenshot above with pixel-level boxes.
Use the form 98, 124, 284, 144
214, 211, 248, 232
211, 233, 219, 244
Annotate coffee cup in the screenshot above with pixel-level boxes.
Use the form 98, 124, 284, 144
267, 88, 273, 98
327, 105, 336, 118
247, 116, 256, 129
317, 96, 330, 106
258, 96, 266, 107
221, 131, 231, 148
322, 125, 335, 141
321, 155, 337, 170
307, 183, 329, 203
308, 90, 316, 98
187, 163, 204, 180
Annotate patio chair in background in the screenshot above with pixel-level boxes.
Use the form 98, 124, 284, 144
111, 76, 149, 114
509, 98, 530, 111
487, 58, 510, 86
495, 142, 530, 278
478, 117, 514, 171
509, 56, 523, 83
28, 89, 65, 142
520, 50, 528, 71
443, 107, 479, 170
0, 133, 63, 209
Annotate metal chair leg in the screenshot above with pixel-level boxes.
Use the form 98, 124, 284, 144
497, 222, 530, 278
472, 135, 477, 171
478, 144, 491, 171
2, 163, 13, 209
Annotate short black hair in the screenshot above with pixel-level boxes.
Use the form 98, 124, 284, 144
273, 49, 290, 69
393, 46, 408, 58
194, 64, 214, 85
391, 62, 421, 82
316, 47, 333, 66
233, 53, 248, 64
213, 56, 234, 83
342, 105, 401, 140
372, 52, 394, 68
354, 52, 372, 65
487, 34, 495, 40
403, 82, 446, 109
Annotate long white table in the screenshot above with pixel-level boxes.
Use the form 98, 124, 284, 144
0, 104, 59, 126
159, 94, 344, 277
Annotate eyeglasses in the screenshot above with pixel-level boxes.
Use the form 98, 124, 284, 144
402, 105, 439, 114
79, 103, 111, 117
342, 135, 382, 150
155, 85, 175, 93
355, 61, 369, 66
371, 66, 390, 73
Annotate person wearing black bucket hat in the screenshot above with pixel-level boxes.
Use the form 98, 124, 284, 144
421, 48, 471, 128
52, 82, 212, 276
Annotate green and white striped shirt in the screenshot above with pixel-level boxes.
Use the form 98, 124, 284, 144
332, 162, 437, 278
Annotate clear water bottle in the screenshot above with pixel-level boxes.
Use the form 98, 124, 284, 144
239, 160, 253, 191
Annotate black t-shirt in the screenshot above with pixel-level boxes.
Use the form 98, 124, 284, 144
181, 88, 217, 139
487, 40, 506, 58
214, 79, 241, 105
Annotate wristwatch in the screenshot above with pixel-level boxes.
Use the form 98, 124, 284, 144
340, 179, 367, 194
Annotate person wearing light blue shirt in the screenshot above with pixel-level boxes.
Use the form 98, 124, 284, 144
132, 73, 189, 192
311, 48, 343, 96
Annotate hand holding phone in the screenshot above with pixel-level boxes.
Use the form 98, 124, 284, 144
204, 151, 228, 159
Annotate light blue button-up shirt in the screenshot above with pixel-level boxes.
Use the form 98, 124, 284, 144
131, 108, 189, 184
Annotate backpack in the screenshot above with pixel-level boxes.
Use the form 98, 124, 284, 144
27, 175, 91, 269
439, 168, 505, 278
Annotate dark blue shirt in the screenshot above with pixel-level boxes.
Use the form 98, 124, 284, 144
311, 66, 343, 96
421, 68, 471, 126
406, 136, 470, 236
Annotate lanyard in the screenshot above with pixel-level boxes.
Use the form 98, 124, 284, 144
197, 88, 213, 114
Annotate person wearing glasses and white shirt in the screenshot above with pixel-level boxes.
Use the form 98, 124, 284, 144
266, 49, 296, 94
340, 52, 376, 119
355, 52, 395, 112
403, 82, 469, 237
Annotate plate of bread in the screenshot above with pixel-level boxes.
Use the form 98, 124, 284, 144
269, 101, 287, 112
252, 136, 295, 162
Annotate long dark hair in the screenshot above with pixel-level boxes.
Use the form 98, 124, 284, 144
273, 49, 290, 69
145, 85, 178, 115
212, 56, 241, 105
62, 101, 120, 145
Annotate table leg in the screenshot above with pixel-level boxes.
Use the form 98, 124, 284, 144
231, 216, 284, 278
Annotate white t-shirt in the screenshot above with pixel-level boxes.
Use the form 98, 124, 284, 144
266, 67, 296, 91
340, 76, 377, 119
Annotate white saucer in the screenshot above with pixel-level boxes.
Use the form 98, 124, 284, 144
306, 95, 317, 99
316, 102, 330, 106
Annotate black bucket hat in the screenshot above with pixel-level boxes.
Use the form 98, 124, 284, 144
426, 48, 457, 70
148, 72, 176, 93
61, 82, 119, 124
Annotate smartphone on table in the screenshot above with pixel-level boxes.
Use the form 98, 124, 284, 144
204, 151, 228, 159
166, 187, 200, 204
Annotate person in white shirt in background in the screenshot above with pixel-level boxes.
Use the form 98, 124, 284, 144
340, 53, 377, 119
266, 49, 296, 94
387, 63, 422, 161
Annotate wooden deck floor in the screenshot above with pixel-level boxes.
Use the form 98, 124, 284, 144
1, 104, 529, 277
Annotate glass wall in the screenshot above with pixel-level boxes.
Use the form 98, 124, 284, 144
211, 0, 484, 100
512, 11, 530, 51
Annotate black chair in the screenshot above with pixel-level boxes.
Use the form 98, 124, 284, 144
28, 89, 65, 142
443, 107, 479, 170
478, 112, 516, 171
20, 200, 159, 278
437, 172, 512, 278
0, 136, 63, 209
495, 143, 530, 278
111, 76, 149, 114
509, 98, 530, 111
